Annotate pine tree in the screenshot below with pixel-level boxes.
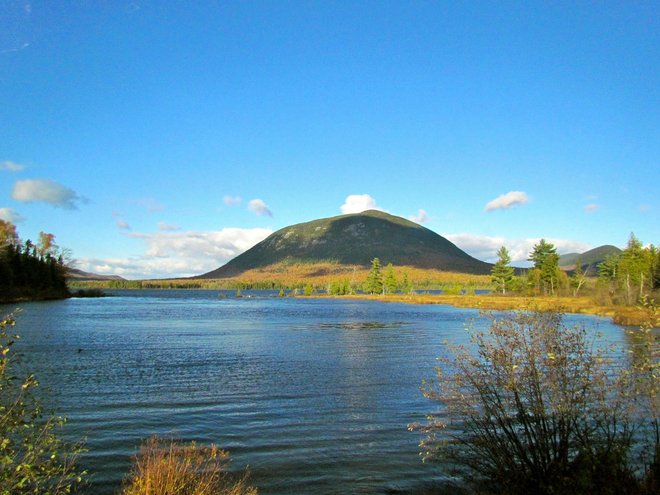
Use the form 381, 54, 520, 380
528, 239, 560, 295
364, 258, 383, 294
491, 246, 515, 294
400, 270, 412, 294
384, 263, 397, 294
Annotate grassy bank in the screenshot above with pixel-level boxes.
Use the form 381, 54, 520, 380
68, 264, 492, 291
339, 293, 659, 327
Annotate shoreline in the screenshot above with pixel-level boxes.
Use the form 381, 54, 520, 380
334, 293, 658, 328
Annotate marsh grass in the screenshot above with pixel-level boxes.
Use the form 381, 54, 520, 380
120, 436, 257, 495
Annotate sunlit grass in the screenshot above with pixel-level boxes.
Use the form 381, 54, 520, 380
120, 436, 256, 495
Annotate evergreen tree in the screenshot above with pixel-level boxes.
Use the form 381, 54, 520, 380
364, 258, 383, 294
400, 270, 412, 294
528, 239, 560, 295
384, 263, 397, 294
617, 233, 653, 304
491, 246, 515, 294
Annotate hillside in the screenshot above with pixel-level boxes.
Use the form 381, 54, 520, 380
198, 210, 492, 278
67, 268, 125, 281
559, 245, 622, 273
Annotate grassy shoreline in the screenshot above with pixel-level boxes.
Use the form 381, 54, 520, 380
337, 293, 658, 327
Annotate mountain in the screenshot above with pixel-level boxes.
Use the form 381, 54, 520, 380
559, 245, 622, 273
67, 268, 125, 281
198, 210, 492, 278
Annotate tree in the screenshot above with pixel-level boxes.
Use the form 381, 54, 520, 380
1, 313, 85, 493
384, 263, 397, 294
528, 239, 561, 295
37, 232, 57, 258
400, 270, 413, 294
0, 220, 19, 249
618, 234, 653, 304
416, 310, 658, 495
364, 258, 383, 294
491, 246, 515, 294
570, 258, 590, 296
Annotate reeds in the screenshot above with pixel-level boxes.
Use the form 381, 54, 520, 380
121, 436, 257, 495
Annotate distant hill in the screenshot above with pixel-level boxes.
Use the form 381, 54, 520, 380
559, 245, 622, 274
67, 268, 125, 281
197, 210, 492, 278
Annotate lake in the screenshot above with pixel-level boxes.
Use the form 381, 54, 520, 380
2, 290, 629, 494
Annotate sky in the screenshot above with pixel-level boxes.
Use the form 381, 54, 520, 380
1, 1, 658, 279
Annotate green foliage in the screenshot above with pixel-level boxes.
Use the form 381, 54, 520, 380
303, 284, 314, 296
384, 263, 397, 294
416, 310, 659, 495
528, 239, 561, 295
442, 284, 463, 295
364, 258, 383, 294
399, 270, 413, 293
570, 258, 589, 296
597, 234, 658, 305
1, 313, 85, 494
328, 279, 350, 296
490, 246, 515, 294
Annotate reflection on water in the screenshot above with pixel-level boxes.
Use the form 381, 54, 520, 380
2, 290, 630, 494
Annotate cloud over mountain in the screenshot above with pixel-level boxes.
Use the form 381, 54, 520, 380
340, 194, 383, 214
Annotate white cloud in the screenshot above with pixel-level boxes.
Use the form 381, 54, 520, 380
76, 227, 272, 279
584, 203, 600, 213
158, 221, 181, 231
408, 209, 429, 224
223, 195, 242, 206
1, 160, 26, 172
484, 191, 529, 212
639, 204, 651, 212
0, 207, 25, 223
340, 194, 384, 214
116, 219, 131, 230
11, 179, 83, 209
248, 198, 272, 217
443, 232, 592, 264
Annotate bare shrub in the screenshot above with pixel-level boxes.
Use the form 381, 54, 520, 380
415, 310, 659, 495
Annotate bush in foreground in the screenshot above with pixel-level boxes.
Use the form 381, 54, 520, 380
415, 309, 659, 495
1, 313, 85, 494
121, 436, 257, 495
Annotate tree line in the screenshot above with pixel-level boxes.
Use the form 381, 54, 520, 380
491, 234, 660, 304
0, 220, 69, 302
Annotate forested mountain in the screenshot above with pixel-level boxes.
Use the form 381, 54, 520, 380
198, 210, 492, 278
559, 245, 623, 274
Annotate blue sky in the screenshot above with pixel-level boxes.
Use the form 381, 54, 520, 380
1, 1, 658, 278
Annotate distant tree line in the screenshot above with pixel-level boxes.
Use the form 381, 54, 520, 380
491, 234, 659, 304
0, 220, 69, 302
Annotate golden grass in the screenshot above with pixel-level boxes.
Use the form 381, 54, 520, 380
121, 436, 257, 495
69, 263, 492, 290
340, 293, 658, 327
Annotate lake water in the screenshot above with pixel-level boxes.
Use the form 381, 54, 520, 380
2, 290, 629, 494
